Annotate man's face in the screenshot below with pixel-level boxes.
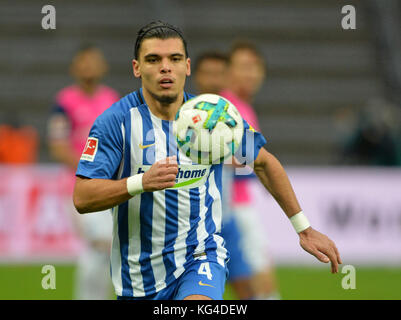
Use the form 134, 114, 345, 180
71, 49, 108, 84
133, 37, 191, 104
194, 59, 228, 94
229, 49, 265, 97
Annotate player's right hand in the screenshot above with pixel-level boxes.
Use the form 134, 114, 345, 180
142, 156, 178, 192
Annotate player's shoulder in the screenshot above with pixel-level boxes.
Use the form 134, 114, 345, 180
95, 90, 144, 126
97, 84, 120, 99
55, 84, 80, 102
51, 85, 80, 115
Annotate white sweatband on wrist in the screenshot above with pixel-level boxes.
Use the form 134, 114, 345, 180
290, 211, 310, 233
126, 174, 144, 196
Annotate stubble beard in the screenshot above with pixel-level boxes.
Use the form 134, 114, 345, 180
149, 90, 178, 106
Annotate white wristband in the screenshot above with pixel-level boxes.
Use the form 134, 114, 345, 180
126, 174, 144, 196
290, 211, 310, 233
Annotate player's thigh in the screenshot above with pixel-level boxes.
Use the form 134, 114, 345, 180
174, 260, 227, 300
221, 215, 252, 281
233, 205, 272, 273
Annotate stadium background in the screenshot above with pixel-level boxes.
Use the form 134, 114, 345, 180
0, 0, 400, 299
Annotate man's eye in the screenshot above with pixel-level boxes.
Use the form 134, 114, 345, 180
147, 58, 157, 63
172, 57, 182, 62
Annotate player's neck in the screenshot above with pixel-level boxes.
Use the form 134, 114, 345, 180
142, 88, 183, 121
78, 81, 99, 96
230, 87, 252, 104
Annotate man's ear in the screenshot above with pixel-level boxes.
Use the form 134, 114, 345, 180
132, 59, 141, 78
186, 58, 191, 76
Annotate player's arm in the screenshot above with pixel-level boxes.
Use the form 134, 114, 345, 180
73, 156, 178, 213
47, 113, 79, 170
49, 139, 79, 170
253, 147, 342, 273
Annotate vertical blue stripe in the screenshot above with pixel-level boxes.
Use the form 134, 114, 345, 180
162, 120, 179, 284
137, 88, 145, 105
162, 120, 170, 156
213, 164, 223, 226
174, 91, 190, 164
203, 166, 219, 262
185, 188, 200, 265
137, 105, 156, 295
128, 90, 142, 107
181, 91, 200, 262
163, 120, 178, 158
139, 105, 155, 165
118, 116, 134, 296
212, 164, 225, 251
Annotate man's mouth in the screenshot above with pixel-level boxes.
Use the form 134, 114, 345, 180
159, 78, 174, 89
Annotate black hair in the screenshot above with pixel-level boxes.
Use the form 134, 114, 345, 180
193, 51, 229, 72
228, 40, 265, 66
134, 21, 188, 59
75, 43, 99, 55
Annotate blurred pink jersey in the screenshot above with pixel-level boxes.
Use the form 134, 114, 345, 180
220, 89, 261, 205
55, 85, 119, 156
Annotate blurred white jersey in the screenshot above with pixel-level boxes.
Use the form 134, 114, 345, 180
79, 209, 113, 241
75, 210, 113, 300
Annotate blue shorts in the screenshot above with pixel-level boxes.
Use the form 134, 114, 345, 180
221, 214, 252, 281
117, 256, 228, 300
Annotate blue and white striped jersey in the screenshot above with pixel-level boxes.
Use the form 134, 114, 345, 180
76, 88, 266, 297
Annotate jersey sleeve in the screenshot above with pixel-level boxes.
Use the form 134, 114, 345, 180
233, 118, 267, 166
76, 111, 123, 180
47, 104, 71, 141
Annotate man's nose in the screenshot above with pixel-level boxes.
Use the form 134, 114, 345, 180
160, 58, 171, 73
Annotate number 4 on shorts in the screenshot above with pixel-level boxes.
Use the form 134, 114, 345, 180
198, 262, 213, 280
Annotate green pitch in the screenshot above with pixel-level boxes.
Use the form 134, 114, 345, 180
224, 266, 401, 300
0, 264, 400, 300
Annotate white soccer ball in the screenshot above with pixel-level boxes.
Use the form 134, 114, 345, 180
173, 94, 244, 164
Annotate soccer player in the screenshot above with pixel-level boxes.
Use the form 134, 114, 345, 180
220, 42, 281, 299
73, 21, 342, 300
47, 44, 119, 299
193, 51, 229, 96
194, 49, 280, 300
193, 51, 254, 299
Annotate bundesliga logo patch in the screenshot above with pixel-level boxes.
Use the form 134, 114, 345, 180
192, 114, 201, 124
81, 137, 98, 161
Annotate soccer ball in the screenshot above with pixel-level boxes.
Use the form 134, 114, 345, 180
173, 94, 244, 164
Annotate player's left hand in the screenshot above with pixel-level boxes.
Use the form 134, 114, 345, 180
298, 227, 342, 273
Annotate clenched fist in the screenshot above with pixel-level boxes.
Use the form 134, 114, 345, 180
142, 156, 178, 192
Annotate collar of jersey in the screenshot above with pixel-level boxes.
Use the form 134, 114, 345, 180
138, 88, 192, 122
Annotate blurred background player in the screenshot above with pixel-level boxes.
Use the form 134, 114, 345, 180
221, 41, 281, 300
193, 48, 280, 300
193, 52, 229, 96
47, 44, 119, 299
193, 51, 252, 298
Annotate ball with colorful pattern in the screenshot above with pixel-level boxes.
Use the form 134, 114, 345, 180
173, 94, 244, 164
